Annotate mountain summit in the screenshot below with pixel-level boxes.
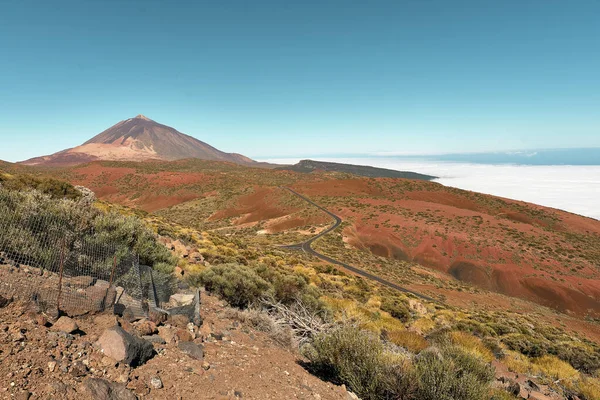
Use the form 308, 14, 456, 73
21, 115, 255, 166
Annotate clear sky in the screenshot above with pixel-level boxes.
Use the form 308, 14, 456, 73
1, 0, 599, 162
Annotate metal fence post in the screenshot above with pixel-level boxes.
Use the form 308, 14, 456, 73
56, 238, 66, 313
109, 255, 117, 286
149, 266, 160, 309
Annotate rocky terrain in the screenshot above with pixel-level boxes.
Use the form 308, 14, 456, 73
0, 291, 354, 400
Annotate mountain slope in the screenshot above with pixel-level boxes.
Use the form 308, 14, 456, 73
21, 115, 255, 166
278, 159, 437, 180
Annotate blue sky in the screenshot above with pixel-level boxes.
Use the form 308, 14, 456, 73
0, 0, 599, 162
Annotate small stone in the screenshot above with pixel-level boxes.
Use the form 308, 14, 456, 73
48, 361, 57, 372
202, 361, 210, 370
81, 378, 137, 400
70, 361, 88, 377
178, 341, 204, 360
35, 314, 49, 327
15, 391, 31, 400
51, 316, 79, 334
142, 335, 166, 345
149, 376, 163, 389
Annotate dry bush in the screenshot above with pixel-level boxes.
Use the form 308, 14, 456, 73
227, 307, 294, 348
261, 297, 332, 346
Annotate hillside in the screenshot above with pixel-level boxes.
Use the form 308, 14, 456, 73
28, 158, 600, 322
2, 163, 600, 399
277, 159, 437, 180
20, 115, 256, 166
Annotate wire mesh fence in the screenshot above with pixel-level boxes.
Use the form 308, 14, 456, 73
0, 194, 156, 317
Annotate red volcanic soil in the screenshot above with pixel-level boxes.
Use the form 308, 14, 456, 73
210, 187, 298, 224
293, 179, 600, 318
38, 161, 600, 318
59, 164, 210, 211
292, 178, 383, 197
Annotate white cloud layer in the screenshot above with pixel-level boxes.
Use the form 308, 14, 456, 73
261, 157, 600, 221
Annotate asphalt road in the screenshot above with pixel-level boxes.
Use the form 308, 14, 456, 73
280, 187, 434, 302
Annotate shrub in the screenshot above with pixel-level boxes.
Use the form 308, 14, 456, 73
0, 187, 177, 298
303, 325, 397, 400
411, 346, 494, 400
502, 334, 549, 358
551, 344, 600, 374
0, 172, 81, 200
200, 263, 273, 308
381, 297, 411, 322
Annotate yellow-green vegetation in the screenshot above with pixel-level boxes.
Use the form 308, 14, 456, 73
143, 213, 600, 399
9, 161, 599, 399
0, 181, 177, 296
0, 170, 82, 199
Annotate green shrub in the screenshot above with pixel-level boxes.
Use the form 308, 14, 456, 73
501, 334, 549, 358
381, 297, 411, 322
200, 263, 273, 308
551, 344, 600, 374
0, 187, 177, 298
411, 346, 494, 400
303, 325, 397, 400
0, 172, 81, 200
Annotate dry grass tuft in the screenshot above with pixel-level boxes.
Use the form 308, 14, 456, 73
387, 330, 429, 353
448, 331, 494, 362
533, 355, 579, 381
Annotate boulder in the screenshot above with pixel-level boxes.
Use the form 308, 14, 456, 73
85, 285, 110, 312
189, 252, 204, 263
157, 326, 176, 344
178, 341, 204, 360
97, 326, 154, 367
51, 316, 79, 334
80, 378, 137, 400
174, 328, 194, 343
171, 240, 189, 257
168, 314, 190, 328
408, 299, 427, 315
95, 280, 111, 289
148, 307, 168, 325
169, 293, 195, 307
134, 319, 157, 336
69, 276, 95, 288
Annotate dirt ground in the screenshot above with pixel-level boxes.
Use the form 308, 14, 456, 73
0, 292, 351, 400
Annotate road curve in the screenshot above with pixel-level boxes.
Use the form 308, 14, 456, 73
280, 187, 433, 302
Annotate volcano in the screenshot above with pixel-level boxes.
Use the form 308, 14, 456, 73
21, 115, 255, 166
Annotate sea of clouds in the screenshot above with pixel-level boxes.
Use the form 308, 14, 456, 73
260, 157, 600, 221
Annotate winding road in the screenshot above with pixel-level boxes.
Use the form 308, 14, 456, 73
280, 187, 433, 302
